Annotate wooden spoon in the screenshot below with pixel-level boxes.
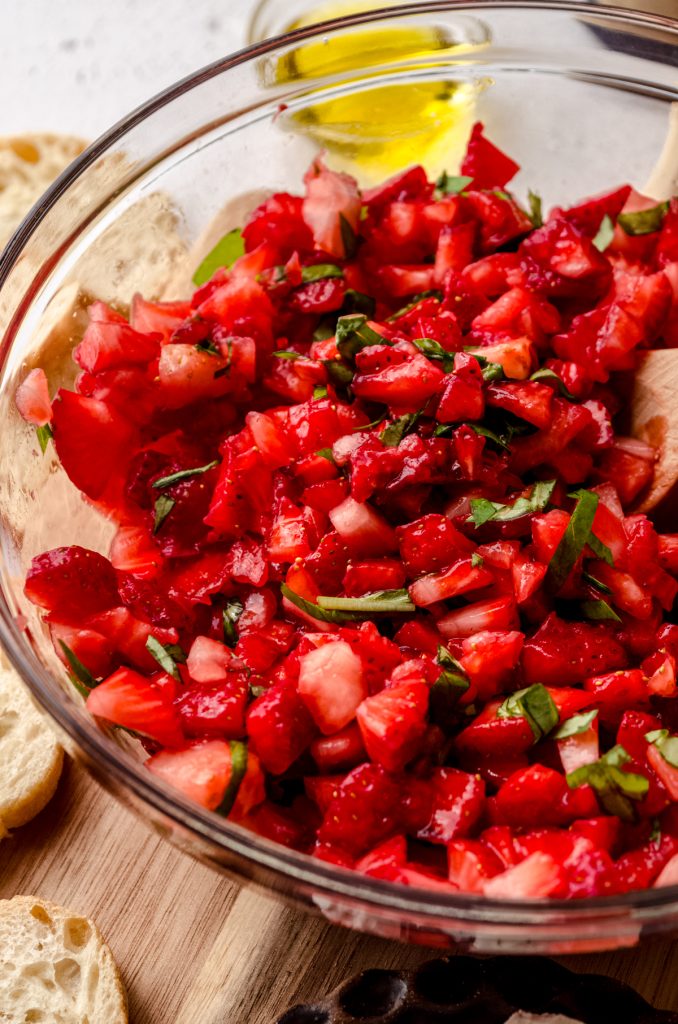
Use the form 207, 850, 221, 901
628, 103, 678, 520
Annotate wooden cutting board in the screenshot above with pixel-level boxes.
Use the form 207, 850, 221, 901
1, 758, 678, 1023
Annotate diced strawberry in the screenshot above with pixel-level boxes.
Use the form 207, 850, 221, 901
416, 768, 485, 844
483, 851, 565, 898
455, 699, 535, 760
329, 496, 398, 557
51, 389, 137, 500
460, 122, 520, 190
147, 740, 264, 816
247, 682, 317, 775
176, 674, 249, 739
302, 157, 361, 259
437, 596, 518, 639
583, 669, 648, 725
647, 743, 678, 801
352, 353, 445, 408
521, 614, 628, 686
310, 722, 366, 773
494, 764, 571, 829
356, 835, 408, 880
50, 621, 114, 680
298, 639, 366, 734
130, 294, 192, 341
186, 635, 240, 684
460, 630, 524, 702
74, 316, 160, 373
356, 679, 428, 771
87, 666, 184, 746
15, 367, 52, 426
447, 839, 503, 892
396, 515, 475, 576
317, 762, 401, 857
25, 546, 120, 619
109, 525, 163, 578
486, 381, 554, 429
408, 557, 493, 607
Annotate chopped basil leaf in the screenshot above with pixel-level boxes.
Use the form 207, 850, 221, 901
313, 319, 336, 342
195, 338, 220, 356
582, 571, 612, 594
492, 190, 512, 202
153, 495, 176, 534
645, 728, 678, 769
388, 290, 443, 322
618, 202, 669, 237
323, 359, 354, 388
581, 599, 621, 623
467, 479, 556, 528
650, 818, 662, 848
430, 645, 470, 730
497, 683, 559, 743
555, 709, 598, 740
336, 314, 388, 360
527, 189, 543, 228
436, 172, 473, 195
216, 740, 249, 816
192, 228, 245, 286
316, 447, 335, 463
358, 413, 387, 432
471, 552, 484, 568
343, 289, 376, 317
567, 744, 648, 821
467, 351, 505, 382
223, 599, 244, 648
273, 349, 304, 360
313, 385, 329, 400
546, 488, 599, 591
529, 367, 576, 400
301, 263, 344, 283
593, 214, 615, 252
316, 589, 415, 613
249, 683, 267, 700
588, 531, 614, 566
152, 460, 219, 490
36, 423, 53, 453
58, 640, 98, 690
281, 583, 361, 623
339, 214, 358, 258
412, 336, 454, 371
379, 412, 421, 448
146, 636, 184, 680
470, 423, 511, 452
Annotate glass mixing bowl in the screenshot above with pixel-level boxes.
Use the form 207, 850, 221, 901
1, 2, 678, 955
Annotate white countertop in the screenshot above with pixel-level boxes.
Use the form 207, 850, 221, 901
0, 0, 256, 139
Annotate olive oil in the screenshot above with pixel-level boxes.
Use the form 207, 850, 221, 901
270, 1, 490, 184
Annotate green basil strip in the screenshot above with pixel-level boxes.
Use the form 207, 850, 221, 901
216, 740, 249, 816
343, 289, 376, 317
223, 599, 244, 648
313, 385, 329, 400
436, 172, 473, 195
59, 640, 98, 691
323, 359, 355, 387
618, 202, 669, 237
527, 189, 543, 228
582, 571, 612, 594
593, 214, 615, 252
555, 709, 598, 740
529, 367, 576, 400
146, 636, 184, 680
36, 423, 53, 454
645, 729, 678, 768
195, 338, 220, 356
281, 583, 360, 623
316, 589, 415, 613
466, 351, 506, 382
546, 488, 599, 591
412, 337, 454, 371
588, 531, 614, 565
471, 552, 484, 568
430, 646, 470, 731
273, 350, 304, 360
192, 228, 245, 286
153, 495, 176, 534
497, 683, 559, 743
301, 264, 344, 284
581, 599, 621, 623
467, 479, 556, 528
470, 424, 511, 452
152, 460, 219, 490
339, 214, 358, 258
336, 314, 389, 360
315, 447, 335, 463
379, 412, 421, 448
567, 744, 649, 822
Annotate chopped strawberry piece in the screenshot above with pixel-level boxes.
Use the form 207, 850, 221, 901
87, 667, 184, 747
460, 122, 520, 190
247, 682, 317, 775
298, 639, 366, 735
318, 762, 401, 857
15, 367, 52, 426
25, 546, 119, 619
356, 678, 428, 771
51, 389, 137, 500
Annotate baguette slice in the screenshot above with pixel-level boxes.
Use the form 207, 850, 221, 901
0, 661, 63, 833
0, 896, 127, 1023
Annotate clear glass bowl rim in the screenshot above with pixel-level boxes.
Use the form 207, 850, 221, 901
2, 0, 678, 926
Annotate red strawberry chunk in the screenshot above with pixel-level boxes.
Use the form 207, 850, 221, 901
247, 682, 317, 775
298, 639, 366, 735
447, 839, 503, 892
416, 768, 485, 844
176, 675, 249, 739
317, 762, 401, 856
460, 122, 519, 190
52, 389, 137, 500
356, 678, 428, 772
409, 557, 493, 607
15, 367, 52, 426
25, 546, 120, 619
87, 667, 184, 747
483, 852, 565, 899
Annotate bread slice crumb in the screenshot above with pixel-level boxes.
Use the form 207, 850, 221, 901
0, 896, 128, 1023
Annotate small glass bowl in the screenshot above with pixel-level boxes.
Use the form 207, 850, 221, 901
2, 2, 678, 955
